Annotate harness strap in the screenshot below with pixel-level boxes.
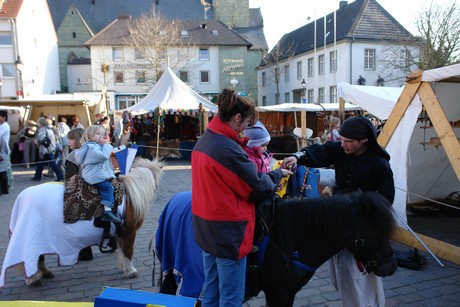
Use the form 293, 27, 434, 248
267, 239, 318, 273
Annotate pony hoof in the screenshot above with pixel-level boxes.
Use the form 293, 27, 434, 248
41, 271, 55, 279
26, 277, 44, 288
126, 271, 138, 279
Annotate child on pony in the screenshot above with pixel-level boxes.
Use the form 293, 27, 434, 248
75, 125, 120, 223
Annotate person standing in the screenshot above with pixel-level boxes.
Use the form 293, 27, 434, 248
0, 110, 13, 189
16, 120, 37, 168
31, 117, 64, 182
191, 88, 291, 306
282, 116, 395, 307
58, 117, 71, 160
329, 116, 341, 141
0, 135, 8, 195
72, 116, 84, 130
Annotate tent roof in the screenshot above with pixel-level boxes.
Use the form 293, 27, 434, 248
127, 67, 217, 115
258, 102, 360, 112
0, 93, 100, 107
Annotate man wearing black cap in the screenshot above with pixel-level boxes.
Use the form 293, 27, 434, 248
282, 115, 395, 307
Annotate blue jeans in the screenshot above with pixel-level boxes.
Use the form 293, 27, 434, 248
201, 251, 246, 307
33, 153, 64, 180
95, 180, 114, 207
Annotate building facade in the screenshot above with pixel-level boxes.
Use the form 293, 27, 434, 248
0, 0, 60, 99
257, 0, 420, 106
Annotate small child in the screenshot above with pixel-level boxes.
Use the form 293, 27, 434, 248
329, 116, 341, 141
75, 125, 120, 223
243, 121, 272, 173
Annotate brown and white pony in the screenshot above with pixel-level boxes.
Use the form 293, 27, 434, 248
0, 158, 163, 288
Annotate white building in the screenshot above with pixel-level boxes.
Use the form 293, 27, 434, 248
0, 0, 60, 99
257, 0, 420, 106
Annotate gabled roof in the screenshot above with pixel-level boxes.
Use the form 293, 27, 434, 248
0, 0, 23, 18
263, 0, 417, 65
85, 17, 252, 48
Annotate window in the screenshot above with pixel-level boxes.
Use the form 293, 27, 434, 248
199, 48, 210, 61
262, 72, 266, 86
318, 54, 325, 75
329, 86, 337, 103
285, 92, 290, 103
72, 32, 76, 38
0, 32, 12, 45
200, 71, 210, 83
117, 95, 137, 110
296, 61, 302, 79
114, 71, 124, 84
134, 48, 145, 61
274, 67, 279, 82
181, 30, 189, 37
112, 47, 124, 62
157, 48, 167, 60
135, 71, 146, 84
308, 58, 314, 77
275, 93, 280, 104
179, 71, 189, 83
262, 96, 267, 106
76, 77, 81, 85
318, 87, 325, 104
1, 64, 15, 77
400, 49, 410, 71
284, 65, 289, 82
330, 51, 337, 73
308, 89, 314, 103
84, 77, 90, 85
364, 49, 375, 70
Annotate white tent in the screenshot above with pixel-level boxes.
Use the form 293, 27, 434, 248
128, 67, 217, 114
258, 102, 360, 112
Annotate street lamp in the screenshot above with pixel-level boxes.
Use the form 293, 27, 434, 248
15, 56, 24, 98
230, 78, 238, 88
301, 78, 307, 103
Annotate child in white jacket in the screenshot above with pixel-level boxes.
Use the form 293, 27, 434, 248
75, 125, 119, 223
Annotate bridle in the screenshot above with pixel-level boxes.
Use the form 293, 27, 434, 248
352, 235, 395, 273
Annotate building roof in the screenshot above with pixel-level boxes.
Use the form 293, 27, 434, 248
262, 0, 417, 65
47, 0, 211, 34
0, 0, 23, 18
85, 17, 253, 48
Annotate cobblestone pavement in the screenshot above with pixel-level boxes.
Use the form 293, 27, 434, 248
0, 161, 459, 306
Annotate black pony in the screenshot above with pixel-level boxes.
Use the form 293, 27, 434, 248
154, 191, 397, 307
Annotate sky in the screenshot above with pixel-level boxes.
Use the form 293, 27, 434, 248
249, 0, 441, 49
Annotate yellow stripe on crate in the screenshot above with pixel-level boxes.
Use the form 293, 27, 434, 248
0, 302, 93, 307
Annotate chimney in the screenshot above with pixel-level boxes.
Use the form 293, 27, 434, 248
339, 1, 348, 9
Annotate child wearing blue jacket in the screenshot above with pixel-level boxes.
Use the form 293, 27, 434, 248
75, 125, 119, 223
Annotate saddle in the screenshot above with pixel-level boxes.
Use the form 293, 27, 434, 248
63, 175, 123, 223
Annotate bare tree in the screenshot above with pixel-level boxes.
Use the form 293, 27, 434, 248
126, 11, 195, 85
260, 38, 295, 104
415, 0, 460, 69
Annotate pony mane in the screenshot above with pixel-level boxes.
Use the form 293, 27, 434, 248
119, 158, 164, 222
270, 192, 396, 249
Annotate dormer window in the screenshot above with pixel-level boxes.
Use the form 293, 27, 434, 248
181, 30, 189, 37
211, 30, 218, 35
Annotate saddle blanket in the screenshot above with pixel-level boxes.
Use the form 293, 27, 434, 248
63, 175, 123, 223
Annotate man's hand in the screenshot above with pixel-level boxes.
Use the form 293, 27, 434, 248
282, 156, 297, 169
280, 168, 293, 177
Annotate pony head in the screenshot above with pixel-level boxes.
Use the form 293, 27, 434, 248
346, 191, 397, 276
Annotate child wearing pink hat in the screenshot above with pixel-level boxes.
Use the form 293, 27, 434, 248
243, 121, 272, 173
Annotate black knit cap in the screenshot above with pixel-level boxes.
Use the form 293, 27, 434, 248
339, 116, 390, 160
339, 116, 376, 140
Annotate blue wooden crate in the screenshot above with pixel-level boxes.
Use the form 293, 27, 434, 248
94, 287, 198, 307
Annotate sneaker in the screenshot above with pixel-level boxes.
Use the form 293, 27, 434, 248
43, 173, 54, 178
101, 211, 121, 223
